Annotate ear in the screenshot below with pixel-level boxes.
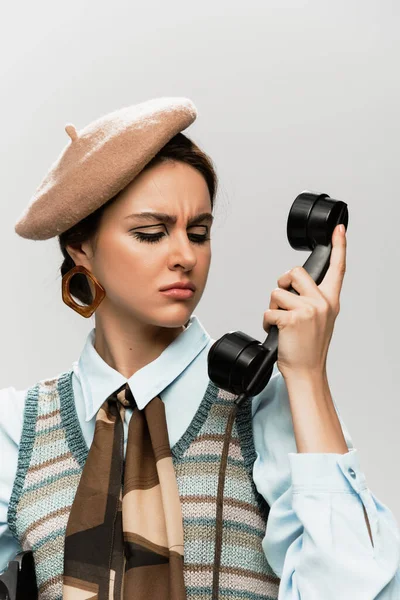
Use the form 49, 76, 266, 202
65, 241, 93, 267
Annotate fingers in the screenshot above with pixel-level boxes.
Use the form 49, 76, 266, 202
275, 224, 346, 312
318, 224, 347, 303
276, 265, 325, 301
263, 308, 287, 333
269, 287, 304, 311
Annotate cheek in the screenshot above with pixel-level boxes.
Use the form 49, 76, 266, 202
199, 247, 212, 274
94, 237, 160, 290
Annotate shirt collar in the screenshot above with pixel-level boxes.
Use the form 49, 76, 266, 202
76, 314, 211, 421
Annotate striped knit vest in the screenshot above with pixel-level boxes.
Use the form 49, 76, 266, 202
7, 369, 281, 599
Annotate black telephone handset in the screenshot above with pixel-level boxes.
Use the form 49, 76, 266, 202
207, 190, 349, 406
0, 551, 38, 600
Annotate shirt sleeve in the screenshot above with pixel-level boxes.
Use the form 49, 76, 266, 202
0, 386, 26, 573
251, 365, 400, 599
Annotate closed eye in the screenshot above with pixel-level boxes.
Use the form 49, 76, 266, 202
130, 232, 210, 244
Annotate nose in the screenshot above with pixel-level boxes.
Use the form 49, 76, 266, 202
167, 231, 198, 271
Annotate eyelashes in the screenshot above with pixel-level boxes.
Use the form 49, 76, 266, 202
131, 232, 210, 245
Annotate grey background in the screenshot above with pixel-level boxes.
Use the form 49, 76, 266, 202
1, 0, 399, 524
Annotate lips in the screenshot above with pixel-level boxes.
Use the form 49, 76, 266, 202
160, 281, 196, 292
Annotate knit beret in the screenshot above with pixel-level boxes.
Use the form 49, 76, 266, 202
14, 97, 197, 241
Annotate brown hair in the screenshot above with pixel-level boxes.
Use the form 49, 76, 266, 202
58, 132, 218, 306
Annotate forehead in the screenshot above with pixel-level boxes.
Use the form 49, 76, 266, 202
117, 160, 210, 209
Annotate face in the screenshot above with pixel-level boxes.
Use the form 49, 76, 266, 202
73, 160, 213, 329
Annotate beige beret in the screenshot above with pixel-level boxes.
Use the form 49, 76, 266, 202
14, 97, 197, 241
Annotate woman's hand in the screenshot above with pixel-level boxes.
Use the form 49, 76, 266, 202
263, 224, 347, 380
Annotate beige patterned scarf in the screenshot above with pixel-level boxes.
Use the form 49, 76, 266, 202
62, 382, 187, 599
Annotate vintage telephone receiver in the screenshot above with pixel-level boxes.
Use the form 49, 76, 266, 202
207, 190, 349, 405
207, 190, 349, 598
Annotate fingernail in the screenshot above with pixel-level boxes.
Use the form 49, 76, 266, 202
339, 224, 345, 234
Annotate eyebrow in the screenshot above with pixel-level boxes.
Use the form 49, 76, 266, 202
124, 211, 214, 226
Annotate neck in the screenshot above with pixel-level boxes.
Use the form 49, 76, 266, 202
93, 310, 187, 379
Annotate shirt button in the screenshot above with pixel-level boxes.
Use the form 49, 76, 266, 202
348, 468, 356, 478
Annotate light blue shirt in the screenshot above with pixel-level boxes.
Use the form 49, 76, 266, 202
1, 314, 399, 598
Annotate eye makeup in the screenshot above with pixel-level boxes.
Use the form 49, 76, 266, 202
129, 224, 210, 245
131, 232, 210, 244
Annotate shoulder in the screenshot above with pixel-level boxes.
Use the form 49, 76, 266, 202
250, 363, 299, 459
0, 369, 72, 446
250, 363, 284, 417
0, 386, 29, 446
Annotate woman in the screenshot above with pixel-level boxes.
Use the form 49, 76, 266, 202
0, 97, 399, 599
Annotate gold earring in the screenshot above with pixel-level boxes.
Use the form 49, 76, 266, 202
62, 265, 106, 318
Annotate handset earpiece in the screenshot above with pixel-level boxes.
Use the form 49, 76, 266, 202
207, 191, 349, 405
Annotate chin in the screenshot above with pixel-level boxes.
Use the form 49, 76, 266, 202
152, 305, 195, 329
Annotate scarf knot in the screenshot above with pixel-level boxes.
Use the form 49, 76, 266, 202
109, 382, 137, 409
